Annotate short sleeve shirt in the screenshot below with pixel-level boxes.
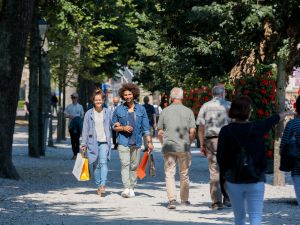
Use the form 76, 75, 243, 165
64, 103, 84, 125
157, 103, 196, 153
196, 97, 231, 137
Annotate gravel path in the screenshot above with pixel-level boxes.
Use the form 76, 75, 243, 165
0, 124, 299, 225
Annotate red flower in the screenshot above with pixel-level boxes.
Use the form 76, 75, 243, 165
240, 79, 246, 85
262, 98, 268, 104
243, 90, 249, 95
261, 79, 268, 86
266, 150, 273, 158
260, 89, 267, 95
264, 134, 269, 139
204, 96, 209, 102
257, 109, 264, 117
265, 111, 270, 117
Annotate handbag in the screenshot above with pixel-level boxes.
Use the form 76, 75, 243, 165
148, 152, 156, 177
72, 152, 90, 181
280, 121, 298, 172
226, 125, 261, 183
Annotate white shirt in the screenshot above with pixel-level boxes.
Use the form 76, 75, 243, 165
94, 109, 107, 142
64, 103, 84, 124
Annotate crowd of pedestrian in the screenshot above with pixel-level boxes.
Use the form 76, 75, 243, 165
65, 82, 298, 225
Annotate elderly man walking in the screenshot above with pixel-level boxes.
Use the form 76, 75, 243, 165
157, 87, 196, 209
196, 85, 231, 210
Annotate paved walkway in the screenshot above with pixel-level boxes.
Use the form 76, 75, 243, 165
0, 123, 299, 225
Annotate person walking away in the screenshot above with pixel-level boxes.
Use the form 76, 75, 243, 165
81, 89, 112, 197
142, 96, 156, 151
111, 96, 120, 150
112, 83, 153, 198
153, 103, 162, 137
157, 87, 196, 209
196, 85, 231, 210
280, 95, 300, 208
64, 92, 84, 159
217, 96, 294, 225
51, 93, 58, 116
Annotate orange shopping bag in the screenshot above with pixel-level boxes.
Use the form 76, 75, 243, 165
136, 151, 149, 179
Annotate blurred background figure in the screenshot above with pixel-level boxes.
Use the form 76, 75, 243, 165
51, 93, 58, 116
111, 96, 120, 150
142, 96, 156, 151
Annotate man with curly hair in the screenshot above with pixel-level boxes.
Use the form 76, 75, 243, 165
112, 83, 153, 198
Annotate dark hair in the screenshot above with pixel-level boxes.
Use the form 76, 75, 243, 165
143, 96, 149, 103
118, 83, 140, 100
229, 96, 253, 120
92, 89, 103, 100
296, 95, 300, 114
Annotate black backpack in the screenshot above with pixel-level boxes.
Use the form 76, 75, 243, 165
226, 125, 261, 183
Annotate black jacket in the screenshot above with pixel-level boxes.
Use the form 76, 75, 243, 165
217, 114, 280, 183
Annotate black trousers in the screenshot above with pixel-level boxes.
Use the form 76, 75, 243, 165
112, 130, 118, 148
69, 130, 80, 156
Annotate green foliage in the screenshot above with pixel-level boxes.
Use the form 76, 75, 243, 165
133, 0, 300, 92
44, 0, 139, 86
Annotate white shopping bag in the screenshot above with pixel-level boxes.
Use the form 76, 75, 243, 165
72, 153, 89, 181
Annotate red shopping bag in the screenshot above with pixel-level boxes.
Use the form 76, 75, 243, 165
137, 151, 149, 179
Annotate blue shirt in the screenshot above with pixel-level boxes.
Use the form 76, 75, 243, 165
112, 102, 150, 148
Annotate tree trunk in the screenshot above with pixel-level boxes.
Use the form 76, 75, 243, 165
28, 0, 40, 158
273, 58, 286, 186
0, 0, 35, 179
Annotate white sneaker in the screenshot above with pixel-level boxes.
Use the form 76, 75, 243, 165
121, 188, 130, 198
129, 189, 135, 197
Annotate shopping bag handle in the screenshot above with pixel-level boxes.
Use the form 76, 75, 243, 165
81, 146, 87, 158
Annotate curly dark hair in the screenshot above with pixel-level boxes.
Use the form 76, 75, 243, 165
229, 96, 253, 120
118, 83, 140, 100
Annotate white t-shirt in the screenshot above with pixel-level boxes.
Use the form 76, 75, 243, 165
94, 109, 107, 142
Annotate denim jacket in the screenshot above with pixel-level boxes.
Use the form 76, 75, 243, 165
112, 102, 150, 148
81, 108, 112, 164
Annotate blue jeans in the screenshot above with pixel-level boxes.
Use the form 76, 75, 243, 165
292, 175, 300, 208
94, 143, 108, 188
226, 181, 264, 225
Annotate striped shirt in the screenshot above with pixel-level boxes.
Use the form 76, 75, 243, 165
280, 117, 300, 176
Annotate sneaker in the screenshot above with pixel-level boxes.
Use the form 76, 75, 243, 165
129, 189, 135, 197
223, 199, 231, 208
211, 202, 223, 210
167, 200, 176, 209
181, 201, 191, 206
121, 188, 130, 198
